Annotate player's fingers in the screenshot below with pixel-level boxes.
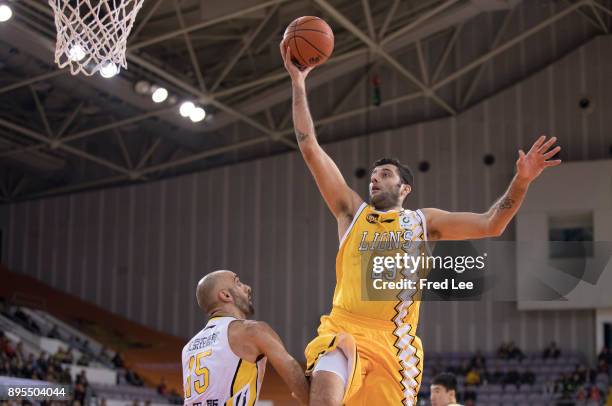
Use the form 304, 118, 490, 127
543, 146, 561, 159
544, 159, 562, 167
285, 45, 292, 66
538, 136, 557, 153
518, 149, 526, 161
528, 135, 546, 154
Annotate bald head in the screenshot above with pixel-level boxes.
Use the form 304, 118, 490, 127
196, 270, 234, 313
196, 270, 254, 318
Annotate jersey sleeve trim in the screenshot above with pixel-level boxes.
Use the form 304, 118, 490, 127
415, 209, 428, 241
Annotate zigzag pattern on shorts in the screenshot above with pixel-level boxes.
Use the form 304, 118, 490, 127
392, 284, 420, 406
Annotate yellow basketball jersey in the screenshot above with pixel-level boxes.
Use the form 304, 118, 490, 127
333, 203, 428, 325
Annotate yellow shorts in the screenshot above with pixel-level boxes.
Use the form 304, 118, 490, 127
304, 307, 423, 406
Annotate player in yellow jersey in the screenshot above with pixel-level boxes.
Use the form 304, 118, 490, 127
182, 270, 309, 405
281, 45, 562, 406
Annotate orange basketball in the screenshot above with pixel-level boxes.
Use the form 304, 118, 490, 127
282, 16, 334, 69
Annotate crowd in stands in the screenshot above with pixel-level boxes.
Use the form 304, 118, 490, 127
423, 341, 612, 405
0, 298, 181, 404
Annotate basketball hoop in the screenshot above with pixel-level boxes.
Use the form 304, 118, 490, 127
48, 0, 145, 76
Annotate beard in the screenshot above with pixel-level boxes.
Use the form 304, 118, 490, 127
230, 287, 255, 318
369, 183, 402, 210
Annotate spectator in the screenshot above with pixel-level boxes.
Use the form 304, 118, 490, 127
507, 341, 524, 360
74, 370, 88, 403
47, 325, 61, 339
482, 367, 500, 384
497, 342, 509, 359
504, 369, 520, 387
468, 350, 486, 370
14, 342, 25, 363
543, 341, 561, 359
588, 385, 600, 400
520, 369, 535, 385
575, 386, 587, 406
598, 346, 610, 362
573, 365, 588, 385
157, 377, 167, 396
465, 368, 481, 386
112, 352, 124, 368
429, 372, 461, 406
76, 353, 90, 367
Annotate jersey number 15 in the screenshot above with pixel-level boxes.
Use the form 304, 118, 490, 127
185, 350, 212, 398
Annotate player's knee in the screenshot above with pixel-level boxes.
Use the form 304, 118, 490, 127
310, 370, 344, 406
309, 349, 349, 406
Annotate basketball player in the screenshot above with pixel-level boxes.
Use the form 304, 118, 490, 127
281, 45, 561, 406
182, 270, 309, 405
430, 373, 462, 406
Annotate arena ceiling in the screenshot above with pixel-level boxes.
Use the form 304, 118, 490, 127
0, 0, 610, 201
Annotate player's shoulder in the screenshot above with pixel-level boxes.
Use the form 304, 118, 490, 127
229, 319, 272, 338
417, 207, 447, 220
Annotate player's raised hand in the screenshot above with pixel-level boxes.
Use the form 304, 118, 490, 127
516, 135, 562, 182
280, 41, 313, 85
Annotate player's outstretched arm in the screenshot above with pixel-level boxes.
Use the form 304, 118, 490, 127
281, 43, 362, 223
423, 135, 561, 240
245, 321, 309, 405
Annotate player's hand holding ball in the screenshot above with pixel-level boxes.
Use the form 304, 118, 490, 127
281, 16, 334, 84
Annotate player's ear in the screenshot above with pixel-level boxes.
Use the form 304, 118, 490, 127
402, 184, 412, 196
218, 289, 232, 303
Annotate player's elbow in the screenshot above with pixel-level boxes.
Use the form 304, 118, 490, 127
299, 141, 318, 161
487, 223, 506, 238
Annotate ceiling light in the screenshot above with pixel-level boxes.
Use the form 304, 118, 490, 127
179, 101, 195, 117
189, 107, 206, 123
0, 4, 12, 22
151, 87, 168, 103
100, 62, 119, 78
134, 80, 151, 95
68, 44, 85, 62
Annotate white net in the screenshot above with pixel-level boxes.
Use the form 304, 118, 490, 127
48, 0, 145, 76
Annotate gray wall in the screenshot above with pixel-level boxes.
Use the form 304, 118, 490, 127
3, 36, 612, 359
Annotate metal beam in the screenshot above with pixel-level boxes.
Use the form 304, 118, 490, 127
136, 136, 162, 169
433, 0, 589, 91
126, 52, 295, 149
361, 0, 377, 40
415, 40, 429, 86
313, 0, 456, 115
431, 23, 463, 84
564, 0, 606, 31
588, 0, 610, 32
174, 0, 207, 91
461, 7, 516, 108
114, 128, 133, 170
29, 86, 53, 138
55, 102, 83, 138
315, 63, 379, 135
212, 47, 368, 99
380, 0, 462, 46
0, 118, 135, 177
278, 91, 423, 137
0, 106, 177, 159
130, 0, 164, 42
210, 4, 280, 92
378, 0, 401, 39
0, 70, 65, 96
207, 1, 490, 130
592, 0, 612, 17
130, 0, 289, 51
11, 176, 28, 199
137, 137, 269, 176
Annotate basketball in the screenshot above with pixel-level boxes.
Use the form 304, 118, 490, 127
282, 16, 334, 69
